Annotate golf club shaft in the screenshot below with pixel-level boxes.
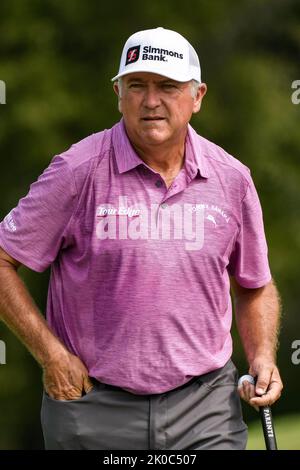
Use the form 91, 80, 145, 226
259, 405, 278, 450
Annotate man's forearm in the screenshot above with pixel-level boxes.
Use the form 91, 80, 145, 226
233, 280, 282, 364
0, 265, 68, 367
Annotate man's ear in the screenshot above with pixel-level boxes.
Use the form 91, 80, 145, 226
113, 82, 122, 113
113, 81, 119, 96
193, 83, 207, 114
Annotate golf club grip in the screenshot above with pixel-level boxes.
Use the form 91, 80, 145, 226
259, 406, 278, 450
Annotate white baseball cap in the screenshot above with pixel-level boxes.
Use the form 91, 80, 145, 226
111, 27, 201, 83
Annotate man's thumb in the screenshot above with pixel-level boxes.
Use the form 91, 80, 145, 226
83, 376, 94, 394
255, 372, 270, 396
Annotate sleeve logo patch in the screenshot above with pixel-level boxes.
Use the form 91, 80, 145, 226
3, 211, 17, 232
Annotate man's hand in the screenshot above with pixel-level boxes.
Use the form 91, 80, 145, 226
42, 350, 94, 401
238, 357, 283, 411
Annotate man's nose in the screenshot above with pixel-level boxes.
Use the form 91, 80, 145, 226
143, 87, 161, 108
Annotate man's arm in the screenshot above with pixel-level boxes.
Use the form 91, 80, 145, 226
0, 246, 93, 400
230, 277, 283, 408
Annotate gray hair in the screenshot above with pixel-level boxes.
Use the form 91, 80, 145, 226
117, 77, 200, 98
190, 79, 201, 98
117, 77, 123, 97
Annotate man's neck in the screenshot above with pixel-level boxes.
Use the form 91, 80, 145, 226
123, 122, 189, 187
133, 142, 185, 175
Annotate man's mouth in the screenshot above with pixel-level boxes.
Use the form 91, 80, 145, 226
141, 117, 165, 121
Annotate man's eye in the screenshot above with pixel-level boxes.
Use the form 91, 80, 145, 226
162, 84, 177, 90
129, 83, 143, 88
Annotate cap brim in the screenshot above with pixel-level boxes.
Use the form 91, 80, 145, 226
111, 68, 198, 83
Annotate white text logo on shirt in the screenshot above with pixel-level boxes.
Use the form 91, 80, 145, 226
95, 197, 230, 251
3, 211, 17, 232
190, 204, 231, 223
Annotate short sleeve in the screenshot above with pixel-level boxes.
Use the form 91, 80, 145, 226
0, 154, 77, 272
227, 176, 272, 288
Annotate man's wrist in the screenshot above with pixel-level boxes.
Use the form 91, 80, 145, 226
38, 340, 70, 369
247, 351, 277, 366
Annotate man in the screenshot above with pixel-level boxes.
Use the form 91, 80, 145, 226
0, 27, 282, 450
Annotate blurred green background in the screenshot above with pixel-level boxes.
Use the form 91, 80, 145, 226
0, 0, 300, 450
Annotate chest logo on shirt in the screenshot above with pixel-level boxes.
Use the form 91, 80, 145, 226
190, 204, 231, 224
94, 196, 231, 251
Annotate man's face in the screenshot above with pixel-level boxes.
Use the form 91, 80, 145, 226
113, 72, 207, 148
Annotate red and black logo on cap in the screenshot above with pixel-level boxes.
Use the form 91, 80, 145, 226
125, 45, 140, 65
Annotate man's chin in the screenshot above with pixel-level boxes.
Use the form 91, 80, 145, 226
140, 130, 171, 145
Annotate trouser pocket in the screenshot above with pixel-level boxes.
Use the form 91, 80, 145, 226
41, 385, 98, 450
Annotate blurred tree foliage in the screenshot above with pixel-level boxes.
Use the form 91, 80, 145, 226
0, 0, 300, 449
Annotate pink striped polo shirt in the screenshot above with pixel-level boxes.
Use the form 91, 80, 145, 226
0, 119, 272, 394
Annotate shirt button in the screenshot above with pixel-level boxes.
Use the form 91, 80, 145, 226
155, 180, 163, 187
161, 203, 168, 209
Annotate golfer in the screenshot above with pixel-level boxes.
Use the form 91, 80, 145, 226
0, 27, 283, 450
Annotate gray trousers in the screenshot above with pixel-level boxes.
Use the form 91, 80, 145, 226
41, 359, 248, 450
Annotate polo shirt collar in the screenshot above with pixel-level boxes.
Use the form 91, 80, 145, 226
185, 124, 210, 179
112, 118, 210, 179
